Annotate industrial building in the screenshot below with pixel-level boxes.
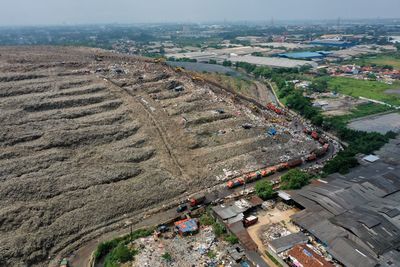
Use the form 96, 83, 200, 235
310, 39, 354, 47
278, 51, 331, 60
227, 55, 317, 69
283, 140, 400, 267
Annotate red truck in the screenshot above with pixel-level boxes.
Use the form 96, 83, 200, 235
311, 131, 319, 140
288, 158, 303, 168
306, 153, 317, 162
188, 195, 206, 207
266, 103, 283, 115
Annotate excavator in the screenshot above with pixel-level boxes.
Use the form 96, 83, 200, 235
154, 58, 166, 64
191, 75, 204, 82
175, 66, 184, 73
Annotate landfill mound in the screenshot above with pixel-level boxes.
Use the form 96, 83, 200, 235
0, 47, 318, 266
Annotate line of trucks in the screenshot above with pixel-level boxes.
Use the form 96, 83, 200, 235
266, 103, 284, 115
227, 128, 330, 189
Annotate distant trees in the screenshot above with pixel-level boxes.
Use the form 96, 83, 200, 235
251, 52, 264, 57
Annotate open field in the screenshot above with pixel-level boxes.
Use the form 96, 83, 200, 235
327, 77, 400, 106
0, 46, 319, 266
355, 55, 400, 69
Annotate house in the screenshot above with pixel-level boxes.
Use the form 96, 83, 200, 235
174, 218, 199, 236
287, 244, 334, 267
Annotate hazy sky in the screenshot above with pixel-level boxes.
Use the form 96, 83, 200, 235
0, 0, 399, 26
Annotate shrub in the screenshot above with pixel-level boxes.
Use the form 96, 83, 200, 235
280, 169, 312, 190
104, 244, 137, 267
225, 234, 239, 245
162, 252, 172, 261
199, 213, 214, 226
212, 222, 226, 237
255, 180, 275, 199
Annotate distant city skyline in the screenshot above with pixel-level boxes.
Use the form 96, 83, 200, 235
1, 0, 400, 26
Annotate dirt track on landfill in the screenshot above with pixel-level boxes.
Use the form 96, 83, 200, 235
0, 46, 319, 266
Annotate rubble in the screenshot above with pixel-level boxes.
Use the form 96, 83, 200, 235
130, 226, 238, 267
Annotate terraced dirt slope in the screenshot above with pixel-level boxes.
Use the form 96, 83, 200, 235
0, 47, 318, 266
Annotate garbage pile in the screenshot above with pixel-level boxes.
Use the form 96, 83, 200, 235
130, 226, 237, 267
260, 223, 292, 245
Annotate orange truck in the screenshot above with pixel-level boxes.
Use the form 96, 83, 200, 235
188, 195, 206, 207
227, 178, 245, 189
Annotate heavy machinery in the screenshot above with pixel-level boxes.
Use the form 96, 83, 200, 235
175, 67, 184, 72
227, 178, 245, 189
191, 75, 204, 82
154, 58, 166, 63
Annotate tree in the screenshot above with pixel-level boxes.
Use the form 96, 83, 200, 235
222, 60, 232, 67
310, 77, 329, 92
255, 180, 275, 199
280, 169, 312, 190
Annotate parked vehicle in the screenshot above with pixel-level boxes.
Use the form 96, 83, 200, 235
177, 204, 187, 212
243, 215, 258, 227
188, 195, 206, 207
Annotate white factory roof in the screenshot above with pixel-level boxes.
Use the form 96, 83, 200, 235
228, 55, 317, 68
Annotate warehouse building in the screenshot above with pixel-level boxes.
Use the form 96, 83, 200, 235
278, 51, 331, 60
227, 55, 317, 69
284, 149, 400, 267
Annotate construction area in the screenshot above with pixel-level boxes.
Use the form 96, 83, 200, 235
0, 47, 324, 266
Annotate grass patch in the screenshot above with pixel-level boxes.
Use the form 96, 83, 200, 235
224, 234, 239, 245
355, 55, 400, 69
207, 250, 217, 259
327, 77, 400, 106
265, 251, 283, 267
161, 252, 172, 261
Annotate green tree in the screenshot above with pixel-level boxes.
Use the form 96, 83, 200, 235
280, 169, 312, 190
255, 180, 275, 199
222, 60, 232, 67
310, 77, 329, 92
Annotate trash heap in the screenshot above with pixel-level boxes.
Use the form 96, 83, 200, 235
131, 226, 237, 267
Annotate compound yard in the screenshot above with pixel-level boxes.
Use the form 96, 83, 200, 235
0, 47, 318, 266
